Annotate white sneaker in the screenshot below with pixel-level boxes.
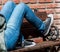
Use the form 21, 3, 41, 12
24, 40, 36, 48
43, 14, 54, 36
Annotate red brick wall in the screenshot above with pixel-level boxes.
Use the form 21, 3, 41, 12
0, 0, 60, 34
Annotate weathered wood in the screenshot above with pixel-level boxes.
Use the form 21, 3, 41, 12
9, 39, 60, 52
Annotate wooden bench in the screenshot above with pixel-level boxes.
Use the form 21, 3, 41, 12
9, 40, 60, 52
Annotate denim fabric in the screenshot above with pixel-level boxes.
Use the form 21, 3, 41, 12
0, 1, 45, 49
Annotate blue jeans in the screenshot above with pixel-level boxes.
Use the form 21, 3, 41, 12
0, 1, 45, 49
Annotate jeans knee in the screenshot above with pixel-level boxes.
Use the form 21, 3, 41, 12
18, 2, 26, 9
5, 1, 16, 6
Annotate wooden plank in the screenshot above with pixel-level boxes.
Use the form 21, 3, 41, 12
9, 39, 60, 52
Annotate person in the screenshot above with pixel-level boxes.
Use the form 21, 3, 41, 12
0, 1, 53, 50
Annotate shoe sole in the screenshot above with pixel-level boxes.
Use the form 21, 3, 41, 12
44, 14, 54, 36
24, 42, 36, 48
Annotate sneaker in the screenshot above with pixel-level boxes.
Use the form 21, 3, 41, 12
0, 15, 7, 52
24, 40, 36, 48
43, 14, 54, 36
0, 14, 5, 27
0, 14, 6, 32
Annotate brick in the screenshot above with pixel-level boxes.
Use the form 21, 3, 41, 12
55, 8, 60, 13
45, 9, 55, 14
0, 0, 2, 4
54, 14, 60, 19
21, 0, 36, 3
28, 4, 46, 9
38, 9, 55, 14
38, 0, 52, 3
13, 0, 20, 4
54, 19, 60, 25
47, 3, 60, 8
55, 0, 60, 3
21, 0, 29, 3
46, 3, 60, 8
46, 3, 57, 8
45, 9, 60, 14
54, 25, 60, 29
0, 6, 2, 10
44, 9, 60, 14
2, 0, 20, 4
55, 3, 60, 8
38, 9, 46, 12
2, 0, 8, 4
